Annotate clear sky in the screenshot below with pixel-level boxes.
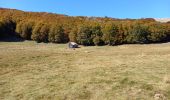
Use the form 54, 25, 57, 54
0, 0, 170, 18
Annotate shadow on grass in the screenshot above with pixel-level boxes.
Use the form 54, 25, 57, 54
0, 36, 25, 42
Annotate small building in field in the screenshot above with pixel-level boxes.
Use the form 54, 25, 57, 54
68, 42, 78, 48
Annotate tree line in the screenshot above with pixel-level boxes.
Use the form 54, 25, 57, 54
0, 8, 170, 45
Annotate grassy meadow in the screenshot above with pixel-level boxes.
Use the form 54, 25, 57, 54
0, 41, 170, 100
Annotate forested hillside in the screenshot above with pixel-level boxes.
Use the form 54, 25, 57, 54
0, 8, 170, 45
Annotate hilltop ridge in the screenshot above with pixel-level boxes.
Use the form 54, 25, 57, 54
154, 18, 170, 23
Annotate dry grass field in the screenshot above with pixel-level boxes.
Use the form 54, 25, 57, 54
0, 41, 170, 100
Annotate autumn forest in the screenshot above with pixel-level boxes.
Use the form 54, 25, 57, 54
0, 8, 170, 46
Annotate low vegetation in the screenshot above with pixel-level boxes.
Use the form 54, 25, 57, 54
0, 41, 170, 99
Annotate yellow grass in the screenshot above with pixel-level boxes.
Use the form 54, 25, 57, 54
0, 41, 170, 100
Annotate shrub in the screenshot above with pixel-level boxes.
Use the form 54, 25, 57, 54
77, 25, 93, 45
0, 18, 16, 38
147, 23, 167, 42
102, 22, 119, 45
48, 24, 65, 43
93, 36, 104, 46
125, 23, 149, 44
69, 28, 77, 42
31, 22, 49, 43
16, 21, 34, 40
